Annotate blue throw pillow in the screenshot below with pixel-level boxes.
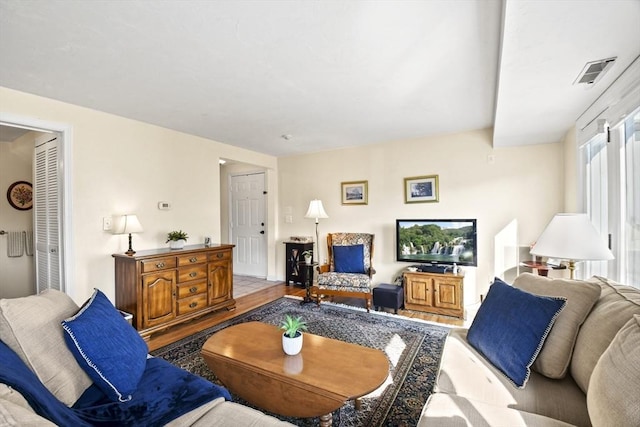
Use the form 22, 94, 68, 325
467, 278, 566, 388
61, 289, 148, 402
333, 245, 365, 273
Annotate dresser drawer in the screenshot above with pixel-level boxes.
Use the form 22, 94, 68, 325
178, 253, 207, 266
177, 294, 208, 316
141, 257, 176, 273
176, 280, 207, 299
208, 250, 231, 262
177, 265, 207, 283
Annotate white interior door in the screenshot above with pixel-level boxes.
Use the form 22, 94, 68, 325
230, 172, 267, 277
34, 135, 63, 292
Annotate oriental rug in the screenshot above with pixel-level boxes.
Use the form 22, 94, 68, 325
151, 298, 449, 427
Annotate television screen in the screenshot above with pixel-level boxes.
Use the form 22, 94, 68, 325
396, 219, 477, 266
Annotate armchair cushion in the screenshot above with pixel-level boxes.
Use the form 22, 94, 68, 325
317, 272, 372, 290
333, 245, 365, 273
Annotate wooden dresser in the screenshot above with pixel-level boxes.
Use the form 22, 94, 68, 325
113, 244, 235, 341
403, 271, 464, 319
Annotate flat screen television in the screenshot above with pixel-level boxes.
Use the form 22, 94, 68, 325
396, 219, 477, 266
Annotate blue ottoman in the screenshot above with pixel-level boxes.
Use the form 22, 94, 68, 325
373, 284, 404, 314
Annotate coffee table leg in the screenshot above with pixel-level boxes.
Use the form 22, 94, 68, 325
355, 397, 362, 410
319, 413, 332, 427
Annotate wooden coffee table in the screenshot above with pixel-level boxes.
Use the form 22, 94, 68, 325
201, 321, 389, 426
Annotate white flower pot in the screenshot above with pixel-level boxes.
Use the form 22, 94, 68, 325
304, 255, 312, 264
282, 332, 303, 356
169, 239, 186, 249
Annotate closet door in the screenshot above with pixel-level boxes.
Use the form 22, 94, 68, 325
34, 136, 62, 292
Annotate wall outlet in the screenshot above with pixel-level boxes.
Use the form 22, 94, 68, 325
103, 216, 113, 231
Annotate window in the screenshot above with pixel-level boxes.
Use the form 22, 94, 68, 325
580, 107, 640, 287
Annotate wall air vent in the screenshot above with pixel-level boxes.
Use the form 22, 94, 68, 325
574, 57, 617, 85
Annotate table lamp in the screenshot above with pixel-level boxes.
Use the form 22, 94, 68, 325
304, 199, 328, 263
530, 213, 613, 279
118, 214, 144, 256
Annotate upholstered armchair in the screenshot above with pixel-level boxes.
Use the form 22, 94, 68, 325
311, 232, 375, 312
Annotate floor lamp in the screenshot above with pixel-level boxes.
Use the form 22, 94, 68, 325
304, 199, 329, 263
530, 213, 613, 279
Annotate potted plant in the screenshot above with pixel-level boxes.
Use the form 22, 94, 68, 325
301, 250, 313, 264
280, 314, 308, 355
166, 230, 188, 249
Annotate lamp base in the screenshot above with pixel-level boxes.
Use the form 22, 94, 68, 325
568, 260, 576, 280
125, 233, 136, 256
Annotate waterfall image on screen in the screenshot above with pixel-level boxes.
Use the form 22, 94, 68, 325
396, 219, 477, 266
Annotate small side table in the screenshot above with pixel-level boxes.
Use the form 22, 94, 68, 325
520, 260, 551, 276
297, 261, 318, 305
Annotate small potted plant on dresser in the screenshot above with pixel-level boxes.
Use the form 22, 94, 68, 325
166, 230, 188, 249
280, 314, 308, 356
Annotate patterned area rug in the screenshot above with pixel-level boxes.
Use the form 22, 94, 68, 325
151, 298, 450, 426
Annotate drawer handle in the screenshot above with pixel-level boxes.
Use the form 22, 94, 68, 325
189, 257, 198, 263
216, 253, 223, 258
189, 302, 197, 309
156, 262, 165, 268
189, 272, 197, 278
189, 286, 198, 293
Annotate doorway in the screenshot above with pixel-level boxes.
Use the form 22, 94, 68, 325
229, 172, 267, 278
0, 114, 73, 297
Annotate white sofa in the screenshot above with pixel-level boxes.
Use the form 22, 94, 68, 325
419, 274, 640, 427
0, 289, 291, 427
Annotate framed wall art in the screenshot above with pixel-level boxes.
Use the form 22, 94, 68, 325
404, 175, 439, 203
7, 181, 33, 210
341, 180, 368, 205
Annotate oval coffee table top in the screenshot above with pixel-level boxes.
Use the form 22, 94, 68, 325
201, 321, 389, 418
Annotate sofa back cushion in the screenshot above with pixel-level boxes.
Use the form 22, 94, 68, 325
0, 290, 92, 405
571, 276, 640, 393
513, 273, 601, 379
587, 315, 640, 427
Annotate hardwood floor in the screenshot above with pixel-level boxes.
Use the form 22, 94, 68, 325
147, 282, 464, 352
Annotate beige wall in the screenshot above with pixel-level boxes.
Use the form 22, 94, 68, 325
0, 87, 277, 303
1, 86, 568, 308
277, 129, 565, 305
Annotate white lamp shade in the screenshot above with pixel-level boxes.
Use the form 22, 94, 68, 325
304, 199, 329, 220
530, 213, 613, 261
116, 214, 144, 234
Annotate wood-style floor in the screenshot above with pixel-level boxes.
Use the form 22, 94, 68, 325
147, 282, 464, 352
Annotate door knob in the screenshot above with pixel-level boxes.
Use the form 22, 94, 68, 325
260, 230, 265, 234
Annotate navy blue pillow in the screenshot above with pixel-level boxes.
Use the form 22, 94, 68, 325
467, 278, 566, 388
62, 289, 148, 402
333, 245, 365, 273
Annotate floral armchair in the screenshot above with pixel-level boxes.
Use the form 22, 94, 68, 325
311, 232, 375, 312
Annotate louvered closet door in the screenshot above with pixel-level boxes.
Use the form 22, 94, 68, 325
34, 136, 62, 292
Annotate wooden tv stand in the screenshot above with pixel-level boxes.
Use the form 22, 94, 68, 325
403, 270, 464, 319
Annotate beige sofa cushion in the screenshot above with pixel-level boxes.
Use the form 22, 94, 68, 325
513, 273, 601, 379
418, 393, 575, 427
571, 276, 640, 393
167, 397, 294, 426
0, 398, 57, 427
587, 315, 640, 427
435, 328, 590, 427
0, 290, 92, 406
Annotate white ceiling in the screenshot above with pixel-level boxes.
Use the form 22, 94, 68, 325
0, 0, 638, 156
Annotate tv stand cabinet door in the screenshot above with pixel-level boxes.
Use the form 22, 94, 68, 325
403, 271, 464, 319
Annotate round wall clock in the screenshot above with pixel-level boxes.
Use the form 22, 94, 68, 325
7, 181, 33, 210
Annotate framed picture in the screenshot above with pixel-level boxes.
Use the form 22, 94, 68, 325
404, 175, 439, 203
341, 180, 368, 205
6, 181, 33, 210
